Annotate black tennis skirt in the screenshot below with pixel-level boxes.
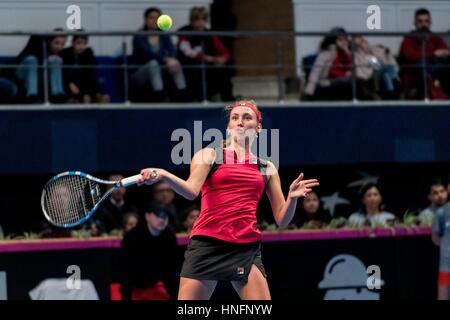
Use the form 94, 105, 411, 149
180, 235, 267, 283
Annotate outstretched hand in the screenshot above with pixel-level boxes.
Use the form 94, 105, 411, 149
288, 173, 320, 198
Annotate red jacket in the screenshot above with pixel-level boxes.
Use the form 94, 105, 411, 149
328, 49, 352, 78
400, 32, 448, 63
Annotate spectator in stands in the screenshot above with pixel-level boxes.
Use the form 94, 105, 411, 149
352, 36, 401, 99
120, 200, 177, 300
87, 219, 104, 237
347, 183, 396, 228
15, 28, 67, 103
419, 179, 448, 225
60, 31, 110, 103
293, 191, 330, 229
0, 75, 17, 103
431, 202, 450, 300
180, 205, 199, 234
399, 8, 450, 100
39, 223, 71, 238
131, 7, 186, 102
152, 181, 180, 230
177, 6, 234, 102
97, 174, 137, 233
122, 212, 139, 233
304, 28, 376, 101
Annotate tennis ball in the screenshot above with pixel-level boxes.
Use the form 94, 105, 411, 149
157, 14, 173, 31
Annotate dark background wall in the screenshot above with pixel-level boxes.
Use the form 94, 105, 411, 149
2, 105, 450, 175
1, 104, 450, 233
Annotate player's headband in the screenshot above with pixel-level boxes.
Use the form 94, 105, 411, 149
230, 101, 261, 123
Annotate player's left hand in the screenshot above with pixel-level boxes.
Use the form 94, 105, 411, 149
288, 173, 319, 198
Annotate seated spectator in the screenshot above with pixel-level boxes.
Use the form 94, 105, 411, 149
87, 219, 104, 237
399, 8, 450, 100
120, 200, 177, 300
130, 7, 186, 102
348, 183, 396, 228
177, 6, 234, 102
15, 28, 67, 103
304, 28, 376, 101
419, 179, 448, 225
39, 223, 72, 238
293, 191, 330, 229
180, 205, 199, 234
352, 36, 401, 99
97, 174, 137, 233
431, 203, 450, 300
60, 31, 110, 103
152, 181, 180, 231
122, 212, 139, 234
0, 74, 18, 103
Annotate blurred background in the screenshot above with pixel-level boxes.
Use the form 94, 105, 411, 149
0, 0, 449, 300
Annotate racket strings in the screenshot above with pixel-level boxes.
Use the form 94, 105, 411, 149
43, 175, 100, 226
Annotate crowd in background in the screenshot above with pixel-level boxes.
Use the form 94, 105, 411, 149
304, 8, 450, 101
0, 6, 234, 104
0, 7, 449, 104
3, 173, 443, 300
0, 173, 448, 241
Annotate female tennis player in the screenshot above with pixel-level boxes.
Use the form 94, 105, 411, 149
138, 99, 320, 300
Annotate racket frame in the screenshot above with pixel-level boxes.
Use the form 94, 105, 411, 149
41, 171, 141, 228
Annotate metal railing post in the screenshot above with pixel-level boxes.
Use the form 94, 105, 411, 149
200, 41, 208, 104
122, 37, 130, 105
42, 38, 49, 105
421, 34, 429, 102
350, 36, 357, 103
276, 39, 285, 104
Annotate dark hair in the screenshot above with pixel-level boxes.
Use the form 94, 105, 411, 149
182, 205, 199, 222
428, 178, 446, 194
142, 200, 168, 217
122, 211, 139, 228
190, 6, 209, 22
49, 27, 67, 42
295, 191, 330, 227
320, 27, 347, 51
144, 7, 162, 19
73, 29, 89, 42
151, 181, 172, 194
359, 182, 382, 213
415, 8, 430, 18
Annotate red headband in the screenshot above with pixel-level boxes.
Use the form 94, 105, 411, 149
230, 101, 261, 123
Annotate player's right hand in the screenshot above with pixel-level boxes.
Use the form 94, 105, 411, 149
138, 168, 164, 185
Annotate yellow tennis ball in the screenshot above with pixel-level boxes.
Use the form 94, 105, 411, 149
157, 14, 173, 31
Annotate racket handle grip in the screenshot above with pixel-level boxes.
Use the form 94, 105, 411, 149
121, 174, 142, 187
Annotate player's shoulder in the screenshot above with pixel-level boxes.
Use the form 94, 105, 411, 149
261, 159, 278, 176
192, 147, 217, 166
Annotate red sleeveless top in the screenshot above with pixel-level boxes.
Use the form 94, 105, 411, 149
190, 149, 266, 243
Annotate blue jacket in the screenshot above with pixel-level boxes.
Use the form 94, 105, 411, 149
132, 29, 176, 65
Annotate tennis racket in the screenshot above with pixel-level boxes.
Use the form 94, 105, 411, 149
41, 170, 156, 228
